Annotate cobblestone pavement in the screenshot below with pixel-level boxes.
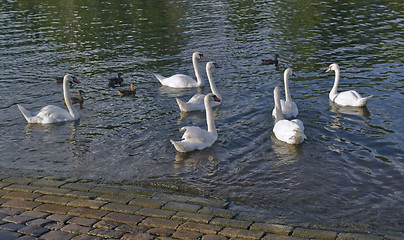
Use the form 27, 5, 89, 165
0, 175, 402, 240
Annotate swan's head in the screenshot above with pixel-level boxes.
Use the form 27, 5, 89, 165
326, 63, 339, 73
206, 93, 221, 103
193, 52, 205, 60
64, 74, 80, 84
284, 68, 296, 77
206, 61, 221, 70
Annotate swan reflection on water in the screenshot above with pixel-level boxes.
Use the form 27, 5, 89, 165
270, 134, 303, 166
24, 120, 79, 139
329, 100, 371, 120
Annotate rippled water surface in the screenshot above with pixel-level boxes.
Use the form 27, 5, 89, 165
1, 0, 403, 234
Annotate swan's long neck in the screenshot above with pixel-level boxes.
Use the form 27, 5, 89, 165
206, 65, 221, 99
63, 78, 78, 119
274, 86, 284, 122
192, 53, 203, 86
330, 66, 340, 97
205, 96, 216, 134
284, 71, 292, 102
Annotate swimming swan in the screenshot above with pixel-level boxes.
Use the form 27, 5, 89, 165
171, 93, 221, 152
326, 63, 372, 107
154, 52, 205, 88
272, 68, 298, 118
176, 61, 222, 112
18, 74, 80, 124
273, 86, 306, 144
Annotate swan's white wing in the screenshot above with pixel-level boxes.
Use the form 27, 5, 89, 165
273, 119, 305, 144
18, 104, 75, 124
171, 126, 216, 152
157, 74, 198, 88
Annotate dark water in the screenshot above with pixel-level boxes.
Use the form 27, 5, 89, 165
1, 0, 403, 234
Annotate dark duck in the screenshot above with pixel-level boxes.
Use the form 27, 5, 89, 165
262, 54, 280, 66
108, 73, 124, 87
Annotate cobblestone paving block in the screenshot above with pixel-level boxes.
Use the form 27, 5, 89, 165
17, 225, 49, 237
153, 193, 193, 202
101, 202, 141, 214
146, 227, 175, 236
198, 206, 237, 219
337, 232, 384, 240
177, 221, 223, 235
261, 233, 308, 240
92, 220, 120, 229
34, 186, 71, 196
0, 207, 25, 215
189, 197, 229, 208
116, 223, 149, 233
35, 203, 75, 214
292, 227, 337, 240
96, 194, 134, 204
129, 197, 167, 208
250, 222, 294, 235
40, 230, 77, 240
0, 222, 25, 231
60, 183, 95, 192
46, 214, 73, 223
35, 195, 73, 205
210, 217, 252, 229
20, 210, 50, 218
68, 207, 109, 219
30, 179, 66, 188
88, 227, 125, 239
201, 234, 228, 240
60, 224, 93, 234
3, 215, 37, 224
0, 190, 10, 197
3, 184, 40, 193
67, 217, 99, 227
121, 232, 154, 240
172, 229, 203, 240
140, 217, 183, 230
0, 181, 12, 188
89, 186, 128, 196
0, 229, 22, 240
1, 191, 41, 201
3, 177, 33, 185
136, 207, 176, 219
219, 227, 264, 240
71, 234, 103, 240
2, 199, 42, 210
25, 218, 54, 227
67, 199, 107, 209
172, 211, 214, 224
65, 191, 100, 200
162, 201, 202, 213
44, 221, 65, 231
102, 212, 144, 225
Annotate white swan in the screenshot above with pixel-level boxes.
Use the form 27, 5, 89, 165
273, 86, 306, 144
272, 68, 298, 118
326, 63, 372, 107
154, 52, 205, 88
171, 93, 221, 152
176, 61, 222, 112
18, 74, 80, 124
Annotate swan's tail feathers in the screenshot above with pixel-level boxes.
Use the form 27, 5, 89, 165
175, 98, 188, 112
153, 73, 166, 84
170, 140, 187, 152
359, 95, 372, 106
17, 104, 33, 122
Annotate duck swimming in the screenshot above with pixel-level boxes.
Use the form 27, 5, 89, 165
118, 83, 136, 97
109, 73, 124, 87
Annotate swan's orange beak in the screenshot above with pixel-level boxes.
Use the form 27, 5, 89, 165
199, 54, 205, 60
73, 77, 80, 84
213, 96, 221, 102
325, 67, 331, 73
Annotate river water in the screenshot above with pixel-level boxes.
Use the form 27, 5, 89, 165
0, 0, 403, 234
